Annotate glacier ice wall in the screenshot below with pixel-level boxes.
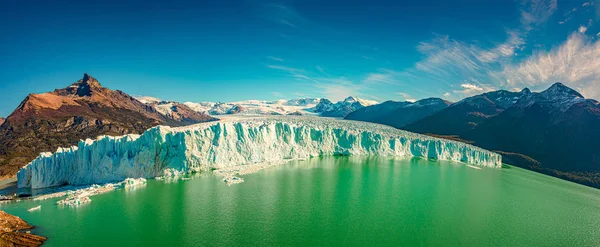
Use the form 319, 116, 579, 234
17, 117, 502, 189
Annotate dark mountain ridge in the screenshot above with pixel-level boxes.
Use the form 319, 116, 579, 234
344, 98, 452, 128
403, 83, 600, 188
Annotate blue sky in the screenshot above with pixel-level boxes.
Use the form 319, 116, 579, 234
1, 0, 600, 117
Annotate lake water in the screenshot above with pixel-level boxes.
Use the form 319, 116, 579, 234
2, 156, 600, 246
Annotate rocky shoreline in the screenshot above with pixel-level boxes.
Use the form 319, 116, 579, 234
0, 210, 46, 246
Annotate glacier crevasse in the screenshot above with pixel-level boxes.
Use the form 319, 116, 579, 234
17, 117, 502, 189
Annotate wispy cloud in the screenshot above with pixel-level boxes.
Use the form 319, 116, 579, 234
260, 3, 303, 28
519, 0, 557, 27
496, 32, 600, 99
397, 92, 416, 102
363, 69, 402, 85
272, 91, 284, 97
266, 64, 305, 74
267, 56, 285, 62
265, 64, 368, 101
454, 83, 496, 96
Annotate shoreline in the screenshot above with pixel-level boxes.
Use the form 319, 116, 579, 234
0, 210, 46, 246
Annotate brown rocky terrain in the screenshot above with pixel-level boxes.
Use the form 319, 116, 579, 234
0, 74, 217, 177
0, 118, 4, 127
0, 210, 46, 247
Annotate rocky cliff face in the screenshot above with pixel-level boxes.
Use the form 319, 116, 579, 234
0, 74, 217, 177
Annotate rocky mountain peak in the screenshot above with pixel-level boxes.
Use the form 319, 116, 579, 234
541, 82, 584, 99
75, 73, 102, 96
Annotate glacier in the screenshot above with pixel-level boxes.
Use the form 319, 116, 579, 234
17, 117, 502, 189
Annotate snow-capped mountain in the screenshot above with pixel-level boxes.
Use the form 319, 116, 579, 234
312, 96, 379, 117
182, 98, 322, 116
167, 96, 376, 117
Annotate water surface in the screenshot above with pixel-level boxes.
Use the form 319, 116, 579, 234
2, 156, 600, 246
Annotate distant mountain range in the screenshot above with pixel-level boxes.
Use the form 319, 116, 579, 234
0, 74, 216, 177
345, 98, 452, 128
139, 96, 378, 118
347, 83, 600, 188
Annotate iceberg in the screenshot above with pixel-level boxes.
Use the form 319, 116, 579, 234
17, 117, 502, 189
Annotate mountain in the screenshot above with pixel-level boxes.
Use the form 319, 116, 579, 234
312, 96, 378, 117
0, 74, 216, 177
0, 117, 4, 126
403, 89, 531, 137
403, 83, 600, 188
182, 98, 321, 116
344, 98, 452, 128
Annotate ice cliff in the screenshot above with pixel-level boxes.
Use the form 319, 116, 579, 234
17, 117, 502, 189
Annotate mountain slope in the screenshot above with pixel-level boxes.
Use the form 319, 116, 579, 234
402, 83, 600, 188
0, 118, 4, 126
403, 89, 531, 136
468, 83, 600, 185
345, 98, 451, 128
0, 74, 216, 177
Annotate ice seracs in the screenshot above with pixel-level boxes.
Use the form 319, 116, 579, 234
17, 117, 502, 189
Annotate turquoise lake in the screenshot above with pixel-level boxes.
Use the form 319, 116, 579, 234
2, 156, 600, 246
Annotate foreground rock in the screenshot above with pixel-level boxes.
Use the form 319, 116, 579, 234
0, 211, 46, 247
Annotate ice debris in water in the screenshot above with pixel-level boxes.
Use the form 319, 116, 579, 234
17, 116, 502, 189
34, 178, 149, 207
27, 205, 41, 212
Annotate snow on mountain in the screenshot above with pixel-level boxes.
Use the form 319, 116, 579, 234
313, 96, 379, 117
140, 96, 376, 117
135, 96, 162, 104
183, 98, 322, 116
514, 82, 588, 111
17, 117, 501, 189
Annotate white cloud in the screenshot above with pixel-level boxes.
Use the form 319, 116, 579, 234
134, 96, 161, 104
272, 92, 284, 97
442, 92, 451, 97
319, 82, 358, 102
496, 32, 600, 99
582, 2, 591, 7
453, 83, 497, 97
579, 25, 588, 33
397, 92, 416, 102
456, 84, 482, 95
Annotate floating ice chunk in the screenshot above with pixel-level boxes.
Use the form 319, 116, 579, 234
123, 178, 147, 188
27, 205, 41, 212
